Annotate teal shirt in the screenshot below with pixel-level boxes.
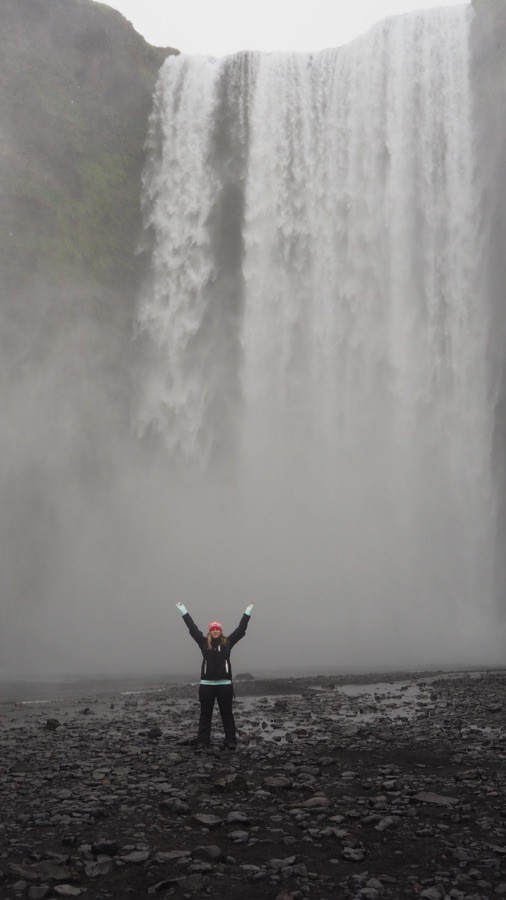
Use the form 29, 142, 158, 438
200, 679, 231, 686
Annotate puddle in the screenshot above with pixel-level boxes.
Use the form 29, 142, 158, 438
338, 681, 420, 698
235, 683, 429, 733
334, 681, 426, 722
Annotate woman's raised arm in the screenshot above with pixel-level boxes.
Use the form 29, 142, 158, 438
175, 603, 206, 647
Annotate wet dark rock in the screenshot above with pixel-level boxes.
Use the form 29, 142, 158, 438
192, 844, 226, 862
53, 887, 83, 897
84, 858, 115, 877
91, 839, 118, 855
6, 861, 78, 882
118, 849, 150, 863
215, 773, 249, 793
340, 724, 360, 737
160, 797, 189, 813
264, 776, 292, 789
146, 726, 162, 740
44, 719, 61, 731
414, 791, 459, 806
148, 877, 179, 893
1, 670, 505, 899
226, 810, 250, 824
193, 813, 223, 829
342, 846, 367, 861
179, 873, 205, 891
27, 888, 51, 900
228, 830, 249, 843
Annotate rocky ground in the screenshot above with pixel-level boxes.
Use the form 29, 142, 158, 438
0, 670, 505, 900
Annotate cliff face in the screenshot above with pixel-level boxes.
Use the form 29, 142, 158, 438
470, 0, 506, 608
0, 0, 176, 292
471, 0, 506, 348
0, 0, 178, 496
0, 1, 177, 626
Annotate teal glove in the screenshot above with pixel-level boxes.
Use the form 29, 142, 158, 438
175, 602, 188, 615
245, 603, 255, 616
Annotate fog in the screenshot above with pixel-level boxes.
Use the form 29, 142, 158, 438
2, 4, 506, 685
2, 419, 504, 682
1, 338, 504, 682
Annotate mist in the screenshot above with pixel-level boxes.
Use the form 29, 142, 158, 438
2, 430, 503, 681
2, 2, 506, 684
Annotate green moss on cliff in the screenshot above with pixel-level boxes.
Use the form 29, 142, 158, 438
53, 151, 140, 279
0, 0, 177, 292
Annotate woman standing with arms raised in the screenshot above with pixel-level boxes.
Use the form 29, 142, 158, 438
175, 602, 255, 751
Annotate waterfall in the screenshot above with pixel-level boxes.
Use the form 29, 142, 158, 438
138, 7, 499, 664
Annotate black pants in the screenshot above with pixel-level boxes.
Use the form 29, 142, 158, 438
198, 683, 235, 745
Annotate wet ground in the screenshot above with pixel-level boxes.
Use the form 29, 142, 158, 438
0, 669, 505, 899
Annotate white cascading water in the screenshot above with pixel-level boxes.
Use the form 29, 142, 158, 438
138, 7, 500, 666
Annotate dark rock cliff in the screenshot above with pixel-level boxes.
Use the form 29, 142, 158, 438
0, 0, 177, 292
471, 0, 506, 609
0, 0, 177, 620
0, 0, 178, 491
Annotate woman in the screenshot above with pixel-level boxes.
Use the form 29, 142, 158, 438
175, 601, 255, 751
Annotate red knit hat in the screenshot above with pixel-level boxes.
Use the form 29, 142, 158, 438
208, 621, 223, 633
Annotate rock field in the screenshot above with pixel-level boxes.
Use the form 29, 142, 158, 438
0, 670, 505, 899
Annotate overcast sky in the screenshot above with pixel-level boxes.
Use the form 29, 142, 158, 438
103, 0, 469, 55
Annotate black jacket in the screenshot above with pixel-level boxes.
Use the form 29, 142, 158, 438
182, 612, 250, 681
